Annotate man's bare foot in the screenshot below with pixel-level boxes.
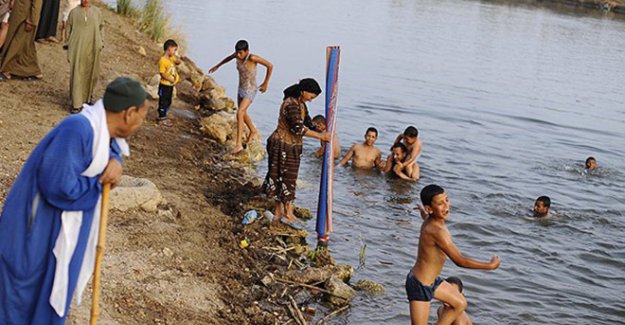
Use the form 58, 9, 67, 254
36, 39, 49, 44
47, 36, 60, 43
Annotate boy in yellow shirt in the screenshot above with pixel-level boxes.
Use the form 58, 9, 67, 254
158, 39, 180, 127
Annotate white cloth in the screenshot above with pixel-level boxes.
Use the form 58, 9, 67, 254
49, 100, 129, 317
62, 0, 81, 21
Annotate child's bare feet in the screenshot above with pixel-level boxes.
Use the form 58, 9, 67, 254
230, 145, 244, 154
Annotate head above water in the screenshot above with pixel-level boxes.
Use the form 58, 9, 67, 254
163, 39, 178, 54
533, 196, 551, 217
445, 276, 464, 293
585, 156, 597, 170
365, 127, 378, 145
420, 184, 450, 219
312, 115, 326, 131
403, 126, 419, 140
283, 78, 322, 101
103, 77, 149, 138
391, 142, 408, 161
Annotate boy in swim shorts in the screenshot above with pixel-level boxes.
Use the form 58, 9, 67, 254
408, 184, 500, 325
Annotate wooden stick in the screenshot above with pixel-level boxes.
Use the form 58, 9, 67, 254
315, 305, 349, 325
90, 183, 111, 325
288, 295, 307, 325
274, 278, 347, 300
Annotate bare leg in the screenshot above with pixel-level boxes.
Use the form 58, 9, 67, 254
60, 21, 67, 42
284, 201, 296, 222
232, 97, 253, 153
0, 22, 8, 48
433, 281, 467, 325
274, 201, 285, 222
409, 301, 431, 325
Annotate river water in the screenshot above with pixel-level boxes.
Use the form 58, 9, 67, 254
115, 0, 625, 323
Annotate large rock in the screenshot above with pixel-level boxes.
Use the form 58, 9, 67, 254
110, 176, 163, 212
200, 113, 233, 144
201, 75, 220, 91
145, 85, 159, 101
148, 73, 161, 87
203, 98, 227, 111
325, 275, 356, 307
208, 86, 226, 100
176, 80, 198, 105
246, 139, 266, 162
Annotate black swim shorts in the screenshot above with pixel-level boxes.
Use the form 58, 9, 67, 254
405, 271, 443, 302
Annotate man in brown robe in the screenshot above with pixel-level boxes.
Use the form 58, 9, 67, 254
66, 0, 103, 113
0, 0, 43, 80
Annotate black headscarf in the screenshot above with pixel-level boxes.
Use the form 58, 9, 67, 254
283, 78, 322, 100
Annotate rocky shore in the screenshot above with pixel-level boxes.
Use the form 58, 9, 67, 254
0, 2, 373, 324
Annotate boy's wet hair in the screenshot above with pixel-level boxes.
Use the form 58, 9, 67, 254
392, 142, 407, 153
536, 196, 551, 208
163, 39, 178, 51
235, 40, 249, 52
445, 276, 464, 293
420, 184, 445, 206
585, 156, 596, 165
403, 126, 418, 138
366, 127, 378, 137
312, 115, 326, 124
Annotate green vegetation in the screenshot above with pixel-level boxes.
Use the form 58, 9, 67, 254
115, 0, 174, 43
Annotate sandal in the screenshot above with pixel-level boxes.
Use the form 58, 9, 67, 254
280, 218, 304, 230
158, 118, 174, 127
70, 107, 82, 114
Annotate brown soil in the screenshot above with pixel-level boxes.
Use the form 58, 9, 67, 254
0, 3, 336, 324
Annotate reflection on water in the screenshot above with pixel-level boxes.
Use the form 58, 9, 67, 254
109, 0, 625, 323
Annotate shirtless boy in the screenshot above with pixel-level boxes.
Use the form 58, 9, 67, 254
338, 127, 383, 169
392, 126, 422, 176
585, 157, 597, 171
408, 184, 500, 325
436, 276, 473, 325
384, 143, 419, 180
312, 115, 341, 159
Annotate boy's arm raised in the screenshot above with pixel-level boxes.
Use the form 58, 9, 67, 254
436, 229, 501, 270
209, 53, 235, 73
251, 55, 273, 93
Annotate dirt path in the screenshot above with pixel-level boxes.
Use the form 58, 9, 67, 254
0, 4, 262, 324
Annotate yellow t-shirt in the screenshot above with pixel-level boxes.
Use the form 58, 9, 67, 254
159, 56, 179, 86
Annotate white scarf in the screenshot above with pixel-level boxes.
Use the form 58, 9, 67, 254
49, 100, 129, 317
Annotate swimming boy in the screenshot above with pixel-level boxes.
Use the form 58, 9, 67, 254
585, 157, 597, 171
437, 276, 473, 325
408, 184, 500, 325
392, 126, 422, 176
157, 39, 180, 127
312, 115, 341, 159
209, 40, 273, 154
384, 143, 419, 180
339, 127, 383, 169
533, 196, 551, 218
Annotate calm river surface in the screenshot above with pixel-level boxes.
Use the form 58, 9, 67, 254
118, 0, 625, 323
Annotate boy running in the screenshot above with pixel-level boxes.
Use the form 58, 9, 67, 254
409, 184, 500, 325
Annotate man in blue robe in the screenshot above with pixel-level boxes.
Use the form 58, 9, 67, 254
0, 77, 148, 324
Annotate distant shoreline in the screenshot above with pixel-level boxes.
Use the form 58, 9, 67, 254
488, 0, 625, 15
